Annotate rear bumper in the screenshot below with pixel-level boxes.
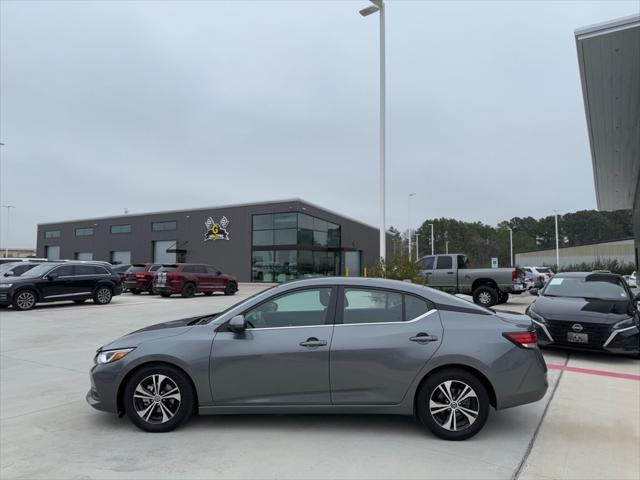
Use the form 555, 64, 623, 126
494, 347, 548, 410
123, 280, 150, 290
154, 285, 180, 294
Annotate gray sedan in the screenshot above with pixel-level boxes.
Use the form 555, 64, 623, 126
87, 278, 548, 440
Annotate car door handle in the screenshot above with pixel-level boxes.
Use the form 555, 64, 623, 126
410, 333, 439, 343
446, 271, 454, 274
299, 337, 327, 347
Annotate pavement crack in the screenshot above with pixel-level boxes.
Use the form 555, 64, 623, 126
512, 352, 570, 480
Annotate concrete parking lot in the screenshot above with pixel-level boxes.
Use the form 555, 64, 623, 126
1, 285, 638, 480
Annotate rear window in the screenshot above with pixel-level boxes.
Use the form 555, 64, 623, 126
130, 265, 147, 272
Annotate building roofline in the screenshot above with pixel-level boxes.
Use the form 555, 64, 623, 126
575, 14, 640, 39
37, 198, 379, 231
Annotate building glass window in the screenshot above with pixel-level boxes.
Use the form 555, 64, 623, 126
45, 230, 61, 239
76, 252, 93, 261
274, 229, 297, 246
75, 227, 94, 237
45, 245, 60, 260
251, 212, 341, 282
152, 221, 177, 232
111, 224, 131, 234
253, 230, 274, 246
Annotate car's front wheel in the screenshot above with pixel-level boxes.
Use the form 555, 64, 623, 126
473, 286, 498, 307
93, 286, 113, 305
12, 289, 37, 311
416, 368, 490, 441
124, 364, 195, 433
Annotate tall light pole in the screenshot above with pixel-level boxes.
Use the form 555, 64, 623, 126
507, 227, 513, 267
415, 233, 420, 261
429, 223, 434, 255
1, 205, 15, 257
407, 192, 416, 258
359, 0, 386, 261
553, 210, 560, 270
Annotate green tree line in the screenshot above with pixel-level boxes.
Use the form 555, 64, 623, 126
388, 209, 632, 269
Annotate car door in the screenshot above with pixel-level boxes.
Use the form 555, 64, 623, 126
39, 264, 77, 300
430, 255, 456, 292
74, 265, 108, 297
211, 286, 336, 405
417, 256, 435, 283
330, 287, 443, 404
205, 266, 223, 291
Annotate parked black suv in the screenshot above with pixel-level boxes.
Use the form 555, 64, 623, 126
0, 262, 122, 311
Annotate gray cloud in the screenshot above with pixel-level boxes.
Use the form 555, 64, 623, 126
1, 0, 638, 247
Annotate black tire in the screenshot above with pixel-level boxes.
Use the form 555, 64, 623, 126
181, 283, 196, 298
473, 286, 498, 307
497, 291, 509, 304
203, 292, 213, 296
131, 289, 141, 295
160, 292, 171, 298
123, 364, 195, 433
93, 286, 113, 305
416, 368, 490, 441
74, 299, 87, 304
12, 289, 37, 311
224, 282, 237, 296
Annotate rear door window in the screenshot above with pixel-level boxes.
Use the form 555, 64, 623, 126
404, 295, 432, 321
342, 288, 403, 324
436, 256, 452, 270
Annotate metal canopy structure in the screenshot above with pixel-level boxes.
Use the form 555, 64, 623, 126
575, 14, 640, 212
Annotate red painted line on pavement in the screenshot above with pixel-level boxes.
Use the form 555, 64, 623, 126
547, 363, 640, 381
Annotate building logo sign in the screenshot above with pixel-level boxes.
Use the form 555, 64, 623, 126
204, 216, 230, 242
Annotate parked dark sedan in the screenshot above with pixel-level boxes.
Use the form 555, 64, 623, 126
0, 261, 122, 310
527, 272, 640, 357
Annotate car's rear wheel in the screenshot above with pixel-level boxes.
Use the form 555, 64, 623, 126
224, 282, 237, 296
181, 283, 196, 298
12, 290, 37, 311
473, 286, 498, 307
93, 286, 113, 305
497, 291, 509, 304
416, 368, 490, 441
124, 364, 194, 433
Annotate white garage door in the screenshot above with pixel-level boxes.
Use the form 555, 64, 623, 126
111, 251, 131, 264
45, 246, 60, 260
153, 241, 176, 263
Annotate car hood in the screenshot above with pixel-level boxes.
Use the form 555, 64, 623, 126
531, 296, 634, 323
99, 316, 202, 350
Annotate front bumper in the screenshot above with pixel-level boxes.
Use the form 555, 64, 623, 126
534, 321, 640, 356
86, 363, 123, 414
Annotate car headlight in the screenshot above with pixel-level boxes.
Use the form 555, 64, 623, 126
613, 317, 639, 330
95, 348, 134, 365
528, 309, 547, 325
0, 284, 12, 288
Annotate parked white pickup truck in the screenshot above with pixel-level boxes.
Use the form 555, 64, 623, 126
416, 254, 527, 307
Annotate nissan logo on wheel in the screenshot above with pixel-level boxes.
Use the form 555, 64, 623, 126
571, 323, 584, 332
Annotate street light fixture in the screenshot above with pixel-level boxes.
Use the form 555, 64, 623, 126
359, 0, 386, 261
428, 223, 434, 255
407, 192, 416, 258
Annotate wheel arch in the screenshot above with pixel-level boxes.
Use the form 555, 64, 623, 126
116, 360, 200, 417
413, 363, 497, 415
12, 286, 41, 302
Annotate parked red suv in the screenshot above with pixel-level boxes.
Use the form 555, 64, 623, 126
153, 263, 238, 298
123, 263, 162, 294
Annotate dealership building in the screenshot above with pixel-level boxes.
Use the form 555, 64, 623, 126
36, 199, 379, 282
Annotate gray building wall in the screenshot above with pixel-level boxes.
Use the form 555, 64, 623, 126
515, 239, 635, 269
36, 199, 379, 282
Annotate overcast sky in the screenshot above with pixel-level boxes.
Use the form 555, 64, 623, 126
1, 0, 638, 248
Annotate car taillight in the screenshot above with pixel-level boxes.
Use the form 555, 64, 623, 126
503, 331, 537, 349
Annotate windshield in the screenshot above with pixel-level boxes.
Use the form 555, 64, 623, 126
19, 263, 59, 277
543, 276, 630, 300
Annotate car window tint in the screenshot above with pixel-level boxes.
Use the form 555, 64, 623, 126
75, 265, 97, 275
436, 256, 452, 270
206, 266, 219, 274
53, 265, 75, 276
184, 265, 206, 273
150, 265, 161, 272
244, 288, 332, 329
420, 256, 435, 269
405, 295, 432, 321
343, 288, 402, 324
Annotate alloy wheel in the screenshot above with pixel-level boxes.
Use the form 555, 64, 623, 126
133, 374, 182, 424
96, 288, 112, 304
478, 292, 491, 305
429, 380, 479, 432
15, 291, 36, 310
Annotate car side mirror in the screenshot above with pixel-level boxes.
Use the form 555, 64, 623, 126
47, 272, 59, 280
228, 315, 246, 333
529, 288, 539, 296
